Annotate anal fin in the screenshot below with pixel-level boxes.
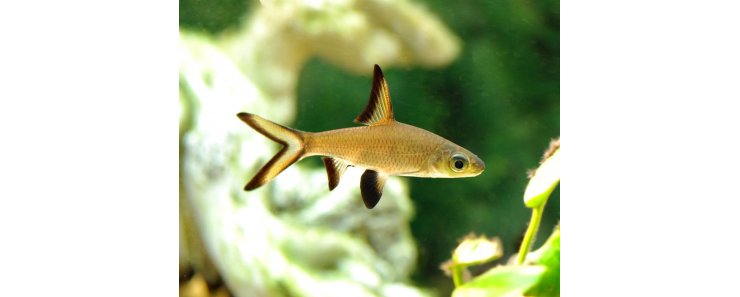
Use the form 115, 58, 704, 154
322, 157, 350, 191
360, 170, 387, 209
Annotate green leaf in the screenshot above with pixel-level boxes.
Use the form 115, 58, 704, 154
453, 235, 504, 267
444, 234, 504, 287
452, 265, 545, 297
526, 227, 560, 297
524, 148, 560, 208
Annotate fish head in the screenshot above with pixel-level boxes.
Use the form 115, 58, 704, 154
425, 142, 485, 178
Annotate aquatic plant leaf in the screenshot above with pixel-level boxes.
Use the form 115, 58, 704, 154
452, 265, 545, 297
452, 234, 503, 267
524, 148, 560, 208
526, 227, 560, 297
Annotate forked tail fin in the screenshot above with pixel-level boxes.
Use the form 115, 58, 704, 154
237, 112, 305, 190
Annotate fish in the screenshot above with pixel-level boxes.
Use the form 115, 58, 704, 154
237, 64, 485, 209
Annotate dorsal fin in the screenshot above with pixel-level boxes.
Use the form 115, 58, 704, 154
354, 64, 394, 125
322, 157, 351, 191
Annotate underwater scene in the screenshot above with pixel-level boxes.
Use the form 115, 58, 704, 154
180, 0, 559, 296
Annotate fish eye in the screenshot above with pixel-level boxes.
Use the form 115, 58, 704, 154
450, 154, 469, 172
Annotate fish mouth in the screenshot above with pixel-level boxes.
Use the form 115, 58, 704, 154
470, 155, 486, 175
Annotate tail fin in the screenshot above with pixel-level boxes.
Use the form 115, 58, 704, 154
237, 112, 305, 190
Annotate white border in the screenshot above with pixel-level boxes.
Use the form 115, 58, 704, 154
0, 1, 176, 295
564, 1, 740, 295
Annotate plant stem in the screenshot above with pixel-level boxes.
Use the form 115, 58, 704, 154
452, 265, 463, 287
517, 202, 545, 265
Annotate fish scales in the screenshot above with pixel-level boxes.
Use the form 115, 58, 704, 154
304, 122, 446, 175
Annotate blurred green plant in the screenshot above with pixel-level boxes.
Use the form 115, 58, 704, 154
442, 139, 560, 297
179, 0, 249, 34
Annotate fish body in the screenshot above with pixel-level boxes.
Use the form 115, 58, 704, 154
238, 65, 484, 208
305, 122, 471, 177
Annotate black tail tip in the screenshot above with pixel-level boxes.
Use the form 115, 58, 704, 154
244, 178, 263, 191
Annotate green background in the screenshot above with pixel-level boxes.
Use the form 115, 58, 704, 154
181, 0, 559, 294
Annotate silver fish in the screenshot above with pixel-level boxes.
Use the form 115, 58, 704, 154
238, 65, 484, 208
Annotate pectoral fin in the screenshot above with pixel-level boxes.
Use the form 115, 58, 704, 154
360, 170, 387, 209
354, 65, 394, 126
322, 157, 351, 190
